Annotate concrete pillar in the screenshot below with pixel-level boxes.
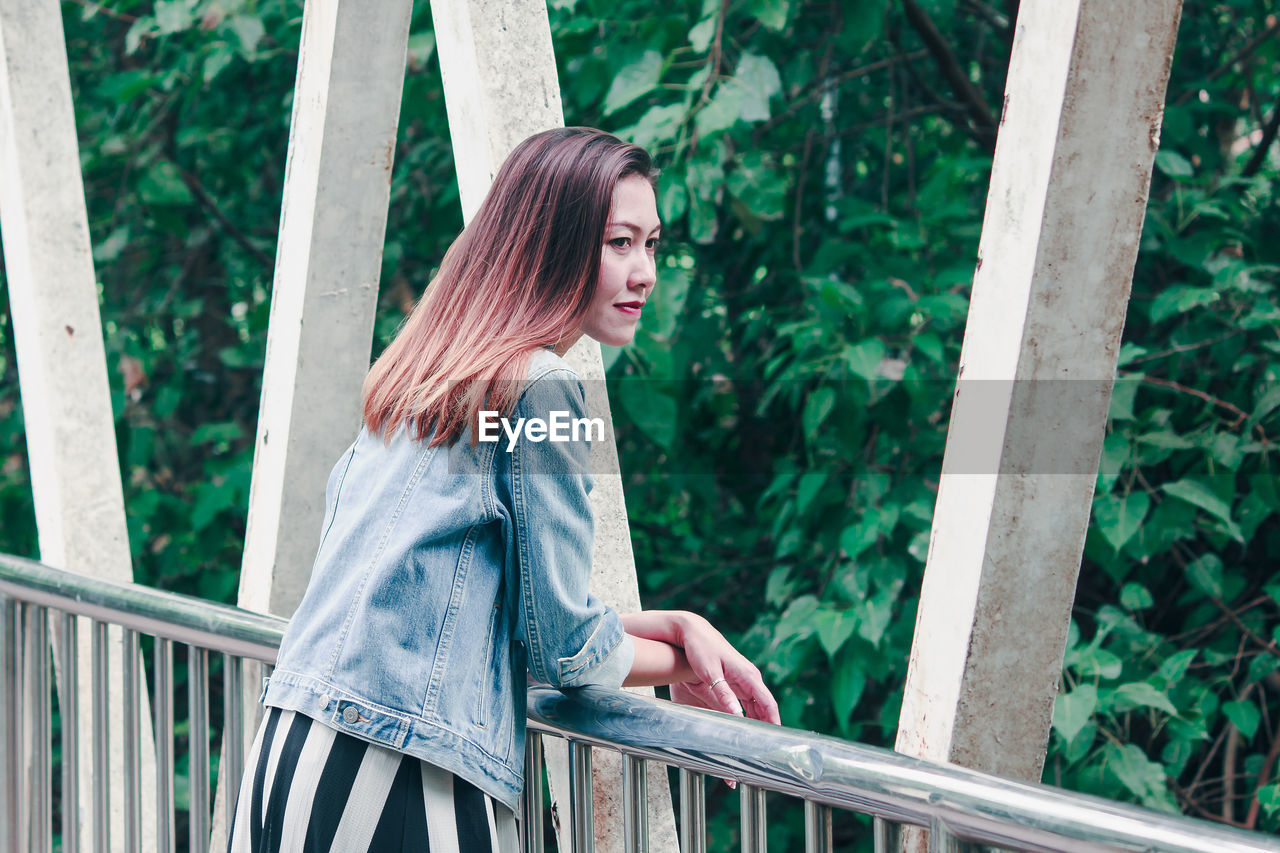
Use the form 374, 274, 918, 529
895, 0, 1182, 791
0, 1, 157, 848
430, 0, 679, 849
237, 0, 412, 620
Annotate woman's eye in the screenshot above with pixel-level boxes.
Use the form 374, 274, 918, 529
645, 238, 661, 252
609, 237, 631, 249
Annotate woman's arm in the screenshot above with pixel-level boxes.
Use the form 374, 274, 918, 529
620, 610, 781, 725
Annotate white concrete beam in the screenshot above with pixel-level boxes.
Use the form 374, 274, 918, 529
0, 1, 156, 847
237, 0, 412, 619
896, 0, 1182, 785
429, 1, 678, 848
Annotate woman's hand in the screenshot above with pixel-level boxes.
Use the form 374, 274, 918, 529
622, 611, 780, 725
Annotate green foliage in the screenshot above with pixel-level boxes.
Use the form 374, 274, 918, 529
1, 0, 1279, 846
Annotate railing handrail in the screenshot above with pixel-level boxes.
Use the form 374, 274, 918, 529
3, 553, 1279, 852
0, 553, 285, 661
528, 687, 1280, 853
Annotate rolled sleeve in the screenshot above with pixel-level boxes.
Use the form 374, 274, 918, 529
505, 366, 631, 690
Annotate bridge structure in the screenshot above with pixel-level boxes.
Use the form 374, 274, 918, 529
0, 0, 1265, 850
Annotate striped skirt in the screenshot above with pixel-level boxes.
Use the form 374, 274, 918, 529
228, 707, 519, 853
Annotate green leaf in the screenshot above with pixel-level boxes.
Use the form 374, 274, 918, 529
97, 71, 162, 104
795, 471, 827, 515
1163, 479, 1242, 541
1247, 654, 1279, 686
814, 608, 856, 658
202, 46, 236, 84
725, 152, 788, 221
694, 82, 747, 137
842, 340, 887, 383
1108, 378, 1139, 421
1249, 384, 1280, 427
1148, 285, 1219, 323
155, 0, 198, 34
831, 655, 866, 723
1155, 649, 1198, 685
1257, 783, 1280, 818
775, 595, 819, 639
1119, 582, 1154, 610
1112, 682, 1177, 715
688, 16, 717, 53
624, 103, 685, 151
735, 54, 782, 122
856, 586, 896, 647
125, 18, 153, 54
139, 162, 195, 206
1104, 743, 1177, 812
802, 387, 835, 442
618, 379, 677, 449
406, 31, 436, 67
1053, 684, 1097, 743
840, 522, 875, 561
602, 50, 663, 116
228, 14, 266, 55
744, 0, 790, 30
189, 422, 244, 446
1154, 150, 1193, 179
1092, 491, 1149, 552
1223, 699, 1261, 739
1184, 553, 1223, 598
765, 567, 795, 608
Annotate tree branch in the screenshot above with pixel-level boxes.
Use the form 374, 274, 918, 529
1242, 88, 1280, 177
176, 164, 275, 271
901, 0, 998, 151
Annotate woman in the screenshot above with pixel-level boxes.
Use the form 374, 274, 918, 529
227, 127, 779, 853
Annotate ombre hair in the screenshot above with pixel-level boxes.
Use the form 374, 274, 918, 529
362, 127, 656, 446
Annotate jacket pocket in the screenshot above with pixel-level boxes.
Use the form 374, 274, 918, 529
475, 600, 501, 728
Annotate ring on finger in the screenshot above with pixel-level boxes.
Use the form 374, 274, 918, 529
707, 677, 726, 689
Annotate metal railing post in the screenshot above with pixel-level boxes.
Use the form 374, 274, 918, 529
223, 654, 245, 819
623, 754, 648, 852
568, 740, 593, 853
679, 770, 706, 853
804, 801, 832, 853
522, 731, 545, 853
29, 605, 52, 853
874, 818, 901, 853
91, 619, 109, 853
740, 785, 767, 852
155, 638, 175, 853
59, 613, 80, 853
122, 627, 141, 851
3, 599, 22, 852
189, 645, 210, 853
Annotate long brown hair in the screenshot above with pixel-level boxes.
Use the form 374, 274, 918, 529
362, 128, 656, 445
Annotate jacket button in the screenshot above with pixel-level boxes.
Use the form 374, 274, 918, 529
342, 706, 359, 724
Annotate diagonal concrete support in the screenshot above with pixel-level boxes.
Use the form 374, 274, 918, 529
237, 0, 413, 622
0, 1, 157, 848
430, 0, 679, 849
895, 0, 1182, 796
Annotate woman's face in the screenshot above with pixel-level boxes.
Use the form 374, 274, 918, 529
578, 175, 661, 348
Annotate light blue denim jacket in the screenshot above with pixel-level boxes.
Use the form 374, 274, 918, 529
262, 349, 635, 811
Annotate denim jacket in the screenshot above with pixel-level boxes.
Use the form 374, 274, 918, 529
262, 349, 635, 811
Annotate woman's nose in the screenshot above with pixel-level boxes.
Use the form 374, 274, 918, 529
632, 251, 657, 289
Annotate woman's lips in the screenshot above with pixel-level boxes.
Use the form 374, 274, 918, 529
615, 302, 643, 317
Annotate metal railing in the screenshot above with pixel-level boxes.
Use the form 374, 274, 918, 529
3, 552, 1280, 852
0, 553, 283, 853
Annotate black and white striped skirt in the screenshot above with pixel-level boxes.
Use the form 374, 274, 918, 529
227, 707, 519, 853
